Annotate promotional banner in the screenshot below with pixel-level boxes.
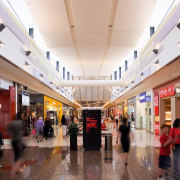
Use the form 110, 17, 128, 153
139, 92, 146, 103
154, 93, 159, 116
160, 85, 175, 98
154, 122, 160, 135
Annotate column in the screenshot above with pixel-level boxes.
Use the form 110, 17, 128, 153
159, 99, 165, 135
171, 96, 176, 126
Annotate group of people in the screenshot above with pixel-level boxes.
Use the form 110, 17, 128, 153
35, 117, 54, 142
158, 119, 180, 180
61, 113, 79, 137
116, 118, 180, 180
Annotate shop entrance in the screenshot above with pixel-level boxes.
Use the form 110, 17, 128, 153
145, 102, 151, 131
164, 98, 171, 127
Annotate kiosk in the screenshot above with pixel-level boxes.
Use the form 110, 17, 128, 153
83, 110, 101, 150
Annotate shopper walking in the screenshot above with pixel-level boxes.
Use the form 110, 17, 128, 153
61, 113, 67, 137
163, 119, 180, 180
158, 124, 171, 180
8, 119, 25, 178
116, 117, 130, 166
35, 117, 44, 142
0, 131, 4, 168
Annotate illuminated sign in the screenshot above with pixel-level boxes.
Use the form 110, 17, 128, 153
86, 117, 97, 133
160, 85, 175, 98
154, 94, 159, 116
155, 122, 160, 135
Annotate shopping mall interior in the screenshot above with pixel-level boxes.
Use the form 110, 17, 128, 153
0, 0, 180, 179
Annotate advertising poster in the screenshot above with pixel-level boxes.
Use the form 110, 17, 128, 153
154, 93, 159, 116
83, 110, 101, 150
155, 122, 160, 135
160, 85, 175, 98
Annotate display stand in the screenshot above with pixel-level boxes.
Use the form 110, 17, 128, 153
83, 110, 101, 150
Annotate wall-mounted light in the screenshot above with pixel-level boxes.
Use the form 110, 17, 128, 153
0, 23, 5, 32
153, 49, 158, 54
140, 72, 144, 78
40, 73, 44, 80
25, 61, 30, 67
26, 50, 31, 56
154, 59, 159, 65
177, 22, 180, 29
0, 41, 5, 47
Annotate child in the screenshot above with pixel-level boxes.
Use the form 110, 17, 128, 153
158, 124, 171, 180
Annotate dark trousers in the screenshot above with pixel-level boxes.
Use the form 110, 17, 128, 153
173, 147, 180, 180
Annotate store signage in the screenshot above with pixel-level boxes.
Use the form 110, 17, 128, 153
154, 94, 159, 116
86, 117, 97, 134
155, 122, 160, 135
175, 87, 180, 97
22, 90, 30, 106
160, 85, 175, 98
145, 96, 151, 102
139, 92, 146, 103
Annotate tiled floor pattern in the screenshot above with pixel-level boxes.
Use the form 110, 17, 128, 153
0, 126, 165, 180
0, 145, 161, 180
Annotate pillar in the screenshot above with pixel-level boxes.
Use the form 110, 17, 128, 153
159, 99, 165, 135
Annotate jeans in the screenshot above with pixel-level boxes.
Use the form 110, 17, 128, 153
173, 147, 180, 180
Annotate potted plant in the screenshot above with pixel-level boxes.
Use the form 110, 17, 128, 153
67, 123, 80, 150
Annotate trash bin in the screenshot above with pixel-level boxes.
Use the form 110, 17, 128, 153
105, 134, 112, 150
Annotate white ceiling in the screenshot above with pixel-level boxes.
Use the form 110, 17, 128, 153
25, 0, 158, 77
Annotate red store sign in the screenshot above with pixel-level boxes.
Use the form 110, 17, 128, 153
155, 122, 160, 135
160, 85, 175, 98
154, 95, 159, 116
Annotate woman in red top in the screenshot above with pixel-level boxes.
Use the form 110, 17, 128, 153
163, 119, 180, 180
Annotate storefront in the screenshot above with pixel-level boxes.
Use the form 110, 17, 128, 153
136, 91, 153, 131
127, 97, 136, 126
44, 96, 63, 125
153, 78, 180, 135
0, 77, 15, 138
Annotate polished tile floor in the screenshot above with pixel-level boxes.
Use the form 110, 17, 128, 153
0, 125, 174, 180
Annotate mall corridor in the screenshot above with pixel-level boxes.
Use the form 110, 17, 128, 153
0, 0, 180, 179
0, 127, 165, 180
